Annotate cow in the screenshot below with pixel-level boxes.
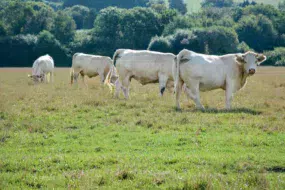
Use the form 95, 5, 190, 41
174, 49, 267, 110
106, 49, 176, 99
28, 54, 54, 83
70, 53, 117, 89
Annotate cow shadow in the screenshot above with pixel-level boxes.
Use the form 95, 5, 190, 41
180, 107, 262, 115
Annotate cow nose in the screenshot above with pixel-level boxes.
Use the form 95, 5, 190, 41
249, 69, 255, 75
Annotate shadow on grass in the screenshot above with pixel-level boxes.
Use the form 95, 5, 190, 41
267, 166, 285, 173
176, 107, 262, 115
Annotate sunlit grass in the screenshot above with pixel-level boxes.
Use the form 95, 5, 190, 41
0, 67, 284, 189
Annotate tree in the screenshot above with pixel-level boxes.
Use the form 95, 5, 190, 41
236, 14, 278, 51
63, 0, 149, 10
169, 0, 187, 14
201, 0, 234, 8
119, 7, 161, 49
92, 7, 124, 56
51, 11, 76, 44
1, 1, 35, 35
239, 0, 257, 7
63, 5, 90, 29
278, 0, 285, 11
0, 21, 7, 37
23, 2, 56, 34
242, 4, 280, 21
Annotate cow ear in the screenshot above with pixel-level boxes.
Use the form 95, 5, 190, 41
256, 54, 267, 64
236, 54, 245, 63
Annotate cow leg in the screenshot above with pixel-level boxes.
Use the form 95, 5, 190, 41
114, 79, 121, 98
185, 81, 204, 109
175, 79, 183, 110
80, 74, 88, 88
43, 74, 47, 83
158, 74, 168, 96
73, 72, 79, 84
166, 80, 174, 93
121, 76, 130, 99
225, 80, 234, 110
51, 72, 54, 83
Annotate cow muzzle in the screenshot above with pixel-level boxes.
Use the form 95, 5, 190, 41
248, 69, 255, 75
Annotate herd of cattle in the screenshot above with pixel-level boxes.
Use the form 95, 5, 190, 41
29, 49, 267, 109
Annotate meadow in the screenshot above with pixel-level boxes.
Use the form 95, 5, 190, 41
184, 0, 282, 12
0, 67, 284, 189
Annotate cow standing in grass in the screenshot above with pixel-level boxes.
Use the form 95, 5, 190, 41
106, 49, 176, 99
174, 49, 267, 110
70, 53, 118, 89
28, 54, 54, 83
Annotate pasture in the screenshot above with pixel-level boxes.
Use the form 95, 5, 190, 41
0, 67, 284, 189
184, 0, 282, 12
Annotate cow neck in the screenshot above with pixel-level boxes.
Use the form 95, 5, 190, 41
237, 62, 248, 88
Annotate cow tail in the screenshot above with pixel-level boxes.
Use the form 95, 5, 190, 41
70, 53, 78, 85
46, 73, 50, 83
104, 50, 121, 91
174, 54, 181, 94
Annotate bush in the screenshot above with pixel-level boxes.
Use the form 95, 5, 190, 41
69, 30, 94, 54
149, 26, 239, 55
237, 41, 252, 53
0, 31, 71, 67
195, 26, 239, 54
236, 14, 278, 52
0, 35, 38, 67
162, 16, 197, 36
36, 30, 71, 67
148, 36, 173, 53
264, 47, 285, 66
168, 29, 202, 54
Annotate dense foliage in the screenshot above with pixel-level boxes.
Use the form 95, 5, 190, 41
0, 0, 285, 66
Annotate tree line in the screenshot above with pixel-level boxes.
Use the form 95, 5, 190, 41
0, 0, 285, 67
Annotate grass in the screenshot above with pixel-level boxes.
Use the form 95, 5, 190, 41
184, 0, 283, 12
0, 67, 284, 189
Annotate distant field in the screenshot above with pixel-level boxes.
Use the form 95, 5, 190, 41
0, 67, 284, 189
185, 0, 282, 12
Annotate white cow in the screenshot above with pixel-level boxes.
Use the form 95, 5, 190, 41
174, 49, 267, 110
28, 54, 54, 83
70, 53, 117, 88
107, 49, 176, 99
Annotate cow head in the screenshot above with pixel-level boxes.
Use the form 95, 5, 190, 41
28, 74, 44, 83
236, 51, 267, 76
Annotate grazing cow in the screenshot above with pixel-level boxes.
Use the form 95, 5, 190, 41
174, 49, 267, 110
70, 53, 117, 88
28, 54, 54, 83
106, 49, 176, 99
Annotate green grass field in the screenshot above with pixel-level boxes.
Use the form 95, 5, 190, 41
0, 67, 284, 189
185, 0, 282, 12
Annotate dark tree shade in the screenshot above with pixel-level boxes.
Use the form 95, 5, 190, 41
169, 0, 187, 14
63, 0, 149, 10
